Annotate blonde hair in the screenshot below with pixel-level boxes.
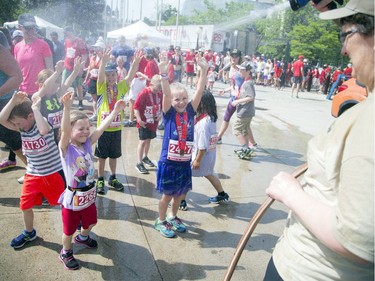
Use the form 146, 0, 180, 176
170, 82, 188, 97
150, 74, 161, 87
70, 110, 89, 125
37, 69, 54, 84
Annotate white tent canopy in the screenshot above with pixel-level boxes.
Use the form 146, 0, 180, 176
107, 21, 170, 46
3, 16, 64, 39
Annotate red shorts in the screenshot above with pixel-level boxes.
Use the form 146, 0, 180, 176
61, 204, 97, 236
20, 171, 65, 210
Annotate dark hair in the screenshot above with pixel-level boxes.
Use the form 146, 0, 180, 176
340, 14, 374, 35
9, 99, 33, 120
197, 90, 218, 122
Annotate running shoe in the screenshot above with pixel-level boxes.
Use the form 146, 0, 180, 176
179, 200, 188, 211
209, 193, 230, 204
74, 235, 98, 248
108, 178, 124, 191
136, 163, 149, 174
167, 216, 186, 233
10, 229, 37, 249
154, 219, 176, 238
0, 159, 16, 171
59, 249, 79, 270
142, 156, 155, 167
97, 179, 105, 194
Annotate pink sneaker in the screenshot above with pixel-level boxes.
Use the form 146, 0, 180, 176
0, 159, 16, 170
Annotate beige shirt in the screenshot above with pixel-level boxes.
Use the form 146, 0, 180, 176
273, 93, 374, 280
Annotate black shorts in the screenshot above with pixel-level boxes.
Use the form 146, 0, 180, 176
0, 124, 22, 151
88, 79, 98, 95
293, 76, 302, 84
0, 98, 22, 151
186, 72, 194, 77
138, 127, 156, 140
95, 130, 122, 159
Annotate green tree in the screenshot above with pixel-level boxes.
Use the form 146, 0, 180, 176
0, 0, 23, 25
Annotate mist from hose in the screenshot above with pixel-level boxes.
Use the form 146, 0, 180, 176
214, 1, 290, 31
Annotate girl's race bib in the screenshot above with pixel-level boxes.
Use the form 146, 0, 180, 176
167, 139, 193, 161
72, 186, 96, 211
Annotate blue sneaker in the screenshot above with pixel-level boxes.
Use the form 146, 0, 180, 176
154, 219, 176, 238
167, 216, 186, 233
10, 229, 37, 249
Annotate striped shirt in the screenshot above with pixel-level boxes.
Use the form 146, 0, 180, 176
21, 122, 62, 176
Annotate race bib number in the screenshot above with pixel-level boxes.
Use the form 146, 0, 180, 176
66, 47, 76, 59
72, 186, 96, 211
167, 139, 193, 162
22, 136, 49, 155
144, 106, 155, 124
47, 110, 63, 129
208, 134, 218, 151
101, 112, 121, 128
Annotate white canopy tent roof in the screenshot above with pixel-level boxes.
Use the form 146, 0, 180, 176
3, 16, 64, 39
107, 21, 170, 46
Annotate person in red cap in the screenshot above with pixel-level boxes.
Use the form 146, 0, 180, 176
290, 55, 304, 98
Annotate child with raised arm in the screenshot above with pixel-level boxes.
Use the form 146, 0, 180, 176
95, 48, 141, 194
58, 92, 126, 270
154, 54, 208, 238
0, 92, 65, 249
192, 90, 229, 203
33, 57, 85, 143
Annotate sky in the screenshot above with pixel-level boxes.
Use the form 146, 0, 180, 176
106, 0, 183, 22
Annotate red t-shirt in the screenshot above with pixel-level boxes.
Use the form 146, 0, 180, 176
134, 87, 163, 132
185, 52, 195, 73
64, 37, 87, 71
144, 59, 159, 86
344, 67, 352, 77
292, 60, 304, 76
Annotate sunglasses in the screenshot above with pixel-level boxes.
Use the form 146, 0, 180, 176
338, 29, 360, 45
19, 25, 36, 30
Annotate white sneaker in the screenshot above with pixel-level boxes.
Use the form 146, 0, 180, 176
17, 175, 25, 184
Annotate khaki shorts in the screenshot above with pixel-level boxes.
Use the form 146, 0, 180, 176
232, 116, 252, 136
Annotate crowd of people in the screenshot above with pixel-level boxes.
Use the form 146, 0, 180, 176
0, 0, 373, 277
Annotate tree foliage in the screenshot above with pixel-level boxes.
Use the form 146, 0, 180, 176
0, 0, 23, 25
1, 0, 105, 38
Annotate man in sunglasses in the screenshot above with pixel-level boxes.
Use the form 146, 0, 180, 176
14, 14, 53, 97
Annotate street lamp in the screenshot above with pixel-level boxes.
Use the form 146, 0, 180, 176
196, 26, 202, 50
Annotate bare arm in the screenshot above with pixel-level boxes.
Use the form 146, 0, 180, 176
191, 55, 209, 111
57, 57, 85, 96
59, 92, 74, 154
158, 54, 172, 114
97, 48, 111, 85
34, 61, 65, 99
124, 49, 142, 85
192, 149, 206, 170
0, 91, 27, 131
266, 172, 368, 263
31, 95, 51, 135
0, 46, 22, 98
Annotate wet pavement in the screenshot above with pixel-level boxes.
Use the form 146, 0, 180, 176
0, 81, 334, 281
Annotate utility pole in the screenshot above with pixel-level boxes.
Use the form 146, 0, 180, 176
140, 0, 143, 21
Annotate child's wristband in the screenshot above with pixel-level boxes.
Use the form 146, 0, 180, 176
161, 73, 168, 79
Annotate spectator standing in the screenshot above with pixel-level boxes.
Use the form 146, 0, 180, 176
50, 31, 65, 67
62, 26, 88, 110
111, 36, 134, 71
14, 14, 53, 96
290, 55, 304, 98
0, 33, 26, 171
184, 48, 196, 88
